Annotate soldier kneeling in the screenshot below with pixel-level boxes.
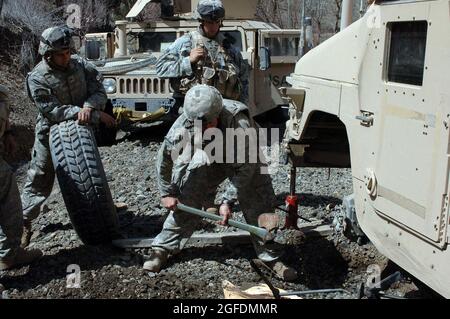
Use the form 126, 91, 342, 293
143, 85, 298, 282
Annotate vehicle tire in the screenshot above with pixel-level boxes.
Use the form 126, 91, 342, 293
50, 120, 120, 245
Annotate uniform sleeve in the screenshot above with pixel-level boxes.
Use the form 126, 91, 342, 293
81, 58, 107, 111
222, 113, 258, 203
156, 139, 177, 198
0, 100, 9, 140
156, 35, 194, 78
27, 74, 81, 123
234, 49, 249, 105
232, 47, 249, 105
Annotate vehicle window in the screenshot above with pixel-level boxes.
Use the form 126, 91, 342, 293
131, 32, 177, 53
128, 30, 242, 54
263, 36, 300, 56
83, 39, 106, 60
220, 31, 243, 51
387, 21, 428, 86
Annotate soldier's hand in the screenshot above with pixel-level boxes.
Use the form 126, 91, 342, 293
189, 48, 206, 64
161, 197, 179, 211
218, 203, 232, 226
4, 133, 17, 155
99, 111, 116, 128
78, 107, 92, 124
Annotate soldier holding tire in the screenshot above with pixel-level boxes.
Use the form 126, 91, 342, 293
21, 26, 116, 247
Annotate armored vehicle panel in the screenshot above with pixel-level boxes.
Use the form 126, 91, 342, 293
283, 0, 450, 297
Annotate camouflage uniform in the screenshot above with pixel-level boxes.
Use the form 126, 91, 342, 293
0, 89, 23, 260
156, 4, 249, 104
153, 96, 281, 262
21, 56, 107, 223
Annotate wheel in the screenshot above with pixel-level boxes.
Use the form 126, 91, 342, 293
50, 120, 119, 245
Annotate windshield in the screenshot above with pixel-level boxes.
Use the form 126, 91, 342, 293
138, 32, 177, 53
264, 36, 300, 56
128, 30, 243, 54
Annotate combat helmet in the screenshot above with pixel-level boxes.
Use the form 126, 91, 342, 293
194, 0, 225, 22
183, 85, 223, 122
38, 26, 75, 56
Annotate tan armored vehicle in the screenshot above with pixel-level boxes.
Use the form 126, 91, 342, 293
81, 0, 301, 121
282, 0, 450, 297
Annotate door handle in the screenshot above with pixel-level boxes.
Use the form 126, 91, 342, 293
356, 114, 374, 126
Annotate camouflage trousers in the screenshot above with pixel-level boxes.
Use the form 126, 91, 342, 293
0, 158, 23, 259
152, 161, 282, 262
21, 130, 55, 223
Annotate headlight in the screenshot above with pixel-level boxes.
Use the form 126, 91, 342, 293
102, 78, 116, 94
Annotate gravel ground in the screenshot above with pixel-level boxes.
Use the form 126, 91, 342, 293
0, 121, 435, 300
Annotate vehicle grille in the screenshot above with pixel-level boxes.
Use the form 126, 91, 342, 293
117, 77, 172, 95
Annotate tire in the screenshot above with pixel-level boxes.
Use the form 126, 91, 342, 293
50, 120, 119, 245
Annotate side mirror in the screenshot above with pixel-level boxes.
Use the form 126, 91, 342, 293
259, 46, 271, 71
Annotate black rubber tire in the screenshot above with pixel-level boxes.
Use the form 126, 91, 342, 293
50, 120, 119, 245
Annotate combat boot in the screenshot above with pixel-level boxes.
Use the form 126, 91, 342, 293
0, 247, 43, 271
143, 248, 168, 273
20, 220, 33, 248
265, 260, 298, 282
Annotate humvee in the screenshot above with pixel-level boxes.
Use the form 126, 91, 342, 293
81, 0, 302, 121
281, 0, 450, 297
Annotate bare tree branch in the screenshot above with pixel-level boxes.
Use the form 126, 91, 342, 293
1, 0, 64, 35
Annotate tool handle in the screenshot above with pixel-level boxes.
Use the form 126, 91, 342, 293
177, 203, 271, 243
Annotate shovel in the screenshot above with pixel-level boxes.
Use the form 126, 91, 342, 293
177, 203, 275, 243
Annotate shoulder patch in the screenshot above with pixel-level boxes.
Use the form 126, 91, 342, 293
33, 88, 52, 97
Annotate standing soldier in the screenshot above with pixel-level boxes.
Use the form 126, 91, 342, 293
0, 85, 42, 270
143, 85, 298, 282
21, 26, 116, 247
156, 0, 250, 221
156, 0, 249, 107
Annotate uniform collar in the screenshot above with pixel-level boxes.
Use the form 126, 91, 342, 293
44, 57, 76, 73
198, 26, 222, 42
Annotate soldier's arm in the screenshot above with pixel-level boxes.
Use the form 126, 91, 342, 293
156, 139, 178, 198
156, 36, 194, 78
235, 49, 249, 105
28, 75, 82, 123
81, 58, 107, 111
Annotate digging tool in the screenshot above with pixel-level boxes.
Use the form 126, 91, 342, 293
177, 204, 305, 246
176, 203, 275, 243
